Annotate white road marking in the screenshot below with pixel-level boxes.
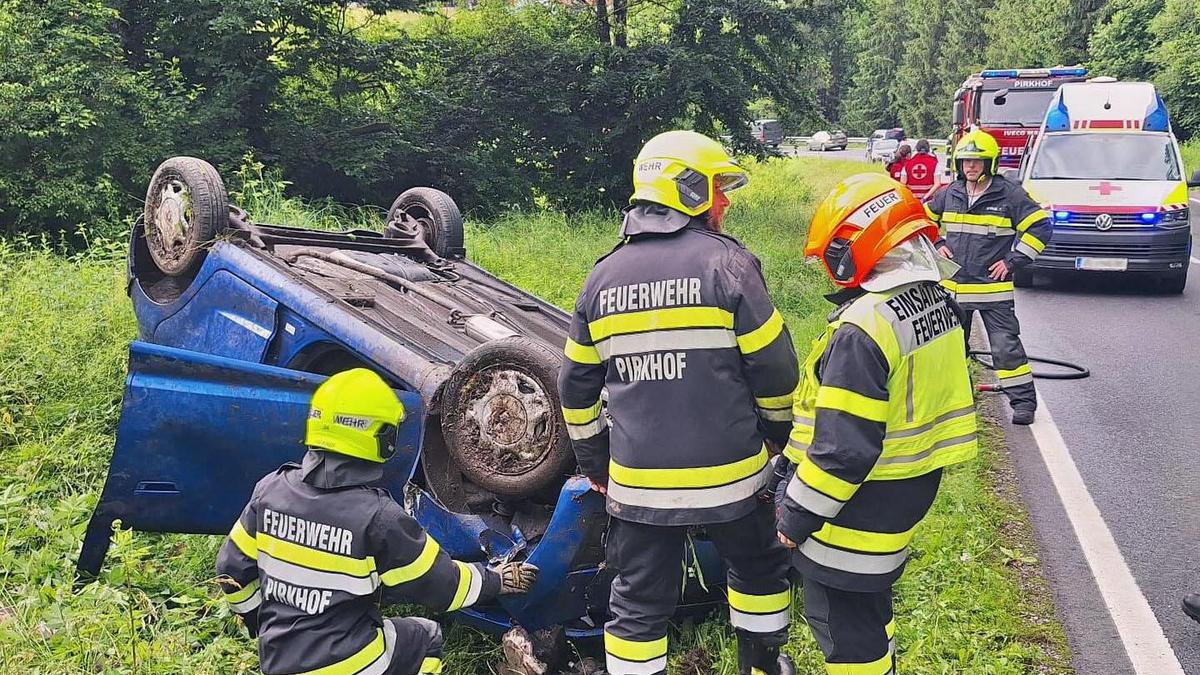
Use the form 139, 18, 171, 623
1027, 394, 1185, 674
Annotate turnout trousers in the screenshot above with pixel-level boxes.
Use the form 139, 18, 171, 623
962, 302, 1035, 411
604, 500, 791, 675
802, 578, 895, 675
388, 617, 445, 675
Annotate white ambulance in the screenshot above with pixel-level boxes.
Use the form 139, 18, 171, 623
1017, 79, 1199, 293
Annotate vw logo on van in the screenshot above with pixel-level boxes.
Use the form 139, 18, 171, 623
1094, 213, 1114, 231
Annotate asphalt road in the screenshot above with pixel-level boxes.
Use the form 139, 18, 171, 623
998, 200, 1200, 673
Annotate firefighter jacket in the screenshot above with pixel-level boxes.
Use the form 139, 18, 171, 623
777, 282, 977, 591
557, 203, 800, 527
925, 175, 1052, 306
215, 450, 500, 675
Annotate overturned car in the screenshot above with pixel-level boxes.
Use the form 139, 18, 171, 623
77, 157, 725, 638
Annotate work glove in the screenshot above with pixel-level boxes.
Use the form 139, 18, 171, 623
495, 562, 540, 594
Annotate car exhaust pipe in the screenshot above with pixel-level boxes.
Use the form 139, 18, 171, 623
464, 315, 520, 342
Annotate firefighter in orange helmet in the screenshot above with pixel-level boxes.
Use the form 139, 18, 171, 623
775, 174, 978, 674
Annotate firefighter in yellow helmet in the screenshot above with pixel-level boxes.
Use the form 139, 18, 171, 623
558, 130, 799, 675
215, 369, 538, 675
926, 129, 1053, 425
776, 174, 978, 674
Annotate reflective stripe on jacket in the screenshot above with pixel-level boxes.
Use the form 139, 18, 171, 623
924, 175, 1052, 306
778, 282, 977, 591
558, 204, 800, 526
215, 462, 499, 675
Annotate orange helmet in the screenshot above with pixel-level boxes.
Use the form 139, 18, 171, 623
806, 173, 939, 288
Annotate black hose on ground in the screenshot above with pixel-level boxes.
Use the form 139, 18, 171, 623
969, 349, 1089, 392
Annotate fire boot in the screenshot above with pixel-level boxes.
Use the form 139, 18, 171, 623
736, 630, 796, 675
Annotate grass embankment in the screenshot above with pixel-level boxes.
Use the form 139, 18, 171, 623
0, 158, 1070, 673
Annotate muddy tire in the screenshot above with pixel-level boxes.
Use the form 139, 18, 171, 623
142, 157, 228, 277
440, 337, 574, 496
388, 187, 465, 258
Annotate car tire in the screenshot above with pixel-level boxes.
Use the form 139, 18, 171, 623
440, 337, 575, 497
1012, 269, 1035, 288
1158, 269, 1187, 295
142, 157, 229, 278
388, 187, 466, 258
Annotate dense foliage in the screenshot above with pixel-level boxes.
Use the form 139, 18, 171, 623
2, 0, 1199, 238
0, 0, 829, 237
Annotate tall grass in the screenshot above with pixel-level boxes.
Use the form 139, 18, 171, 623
0, 158, 1070, 673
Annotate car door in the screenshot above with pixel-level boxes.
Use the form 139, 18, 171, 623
76, 340, 425, 577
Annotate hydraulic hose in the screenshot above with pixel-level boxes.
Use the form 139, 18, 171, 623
969, 350, 1089, 392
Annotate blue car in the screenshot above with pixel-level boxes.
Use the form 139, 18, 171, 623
77, 157, 725, 639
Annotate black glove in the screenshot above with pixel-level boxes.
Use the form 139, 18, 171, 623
494, 562, 540, 594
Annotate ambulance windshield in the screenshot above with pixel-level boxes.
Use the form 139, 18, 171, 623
1030, 133, 1181, 181
981, 89, 1057, 126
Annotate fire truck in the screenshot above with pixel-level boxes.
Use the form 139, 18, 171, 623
951, 67, 1089, 170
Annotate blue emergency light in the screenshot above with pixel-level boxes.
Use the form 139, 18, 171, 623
1144, 94, 1170, 132
1049, 67, 1088, 77
1054, 211, 1071, 221
1045, 97, 1071, 132
1140, 212, 1160, 224
982, 70, 1019, 78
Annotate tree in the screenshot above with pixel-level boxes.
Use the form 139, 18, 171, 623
1087, 0, 1162, 81
984, 0, 1070, 67
891, 0, 947, 136
1149, 0, 1200, 138
1060, 0, 1111, 64
840, 0, 906, 134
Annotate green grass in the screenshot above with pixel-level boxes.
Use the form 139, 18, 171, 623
0, 158, 1070, 673
1181, 139, 1200, 180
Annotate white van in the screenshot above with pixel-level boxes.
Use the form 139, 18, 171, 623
1018, 80, 1200, 293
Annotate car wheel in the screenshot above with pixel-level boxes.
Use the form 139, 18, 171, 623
1158, 268, 1188, 295
142, 157, 228, 278
388, 187, 465, 258
440, 337, 575, 497
1013, 269, 1035, 288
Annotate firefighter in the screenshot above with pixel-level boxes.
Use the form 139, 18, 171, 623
776, 173, 978, 674
558, 130, 800, 675
215, 368, 539, 675
925, 129, 1051, 425
903, 139, 939, 200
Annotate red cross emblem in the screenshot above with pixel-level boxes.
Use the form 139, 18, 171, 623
1089, 181, 1122, 196
910, 164, 929, 180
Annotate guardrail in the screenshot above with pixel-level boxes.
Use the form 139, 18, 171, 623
783, 136, 950, 147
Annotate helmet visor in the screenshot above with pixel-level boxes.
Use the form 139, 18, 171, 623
715, 171, 749, 193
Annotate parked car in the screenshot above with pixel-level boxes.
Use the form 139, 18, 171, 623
865, 128, 906, 160
807, 130, 849, 151
869, 138, 900, 163
750, 118, 785, 147
76, 156, 727, 639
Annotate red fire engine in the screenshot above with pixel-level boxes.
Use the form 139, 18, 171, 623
951, 67, 1089, 170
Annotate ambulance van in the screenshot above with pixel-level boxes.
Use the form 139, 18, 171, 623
1017, 79, 1200, 293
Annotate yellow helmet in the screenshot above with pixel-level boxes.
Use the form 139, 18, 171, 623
953, 129, 1001, 177
630, 130, 749, 216
305, 369, 405, 463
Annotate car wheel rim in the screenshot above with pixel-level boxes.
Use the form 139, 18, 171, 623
151, 179, 193, 267
401, 204, 439, 252
463, 367, 553, 476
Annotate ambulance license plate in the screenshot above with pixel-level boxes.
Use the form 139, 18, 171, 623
1075, 257, 1128, 271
